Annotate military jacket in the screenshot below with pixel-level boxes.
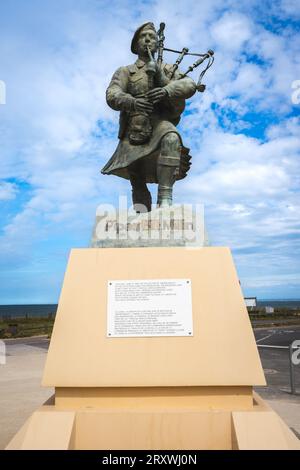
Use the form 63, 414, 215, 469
101, 59, 196, 182
106, 58, 196, 139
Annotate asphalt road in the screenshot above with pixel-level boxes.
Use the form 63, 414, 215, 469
3, 336, 49, 350
254, 325, 300, 347
254, 326, 300, 400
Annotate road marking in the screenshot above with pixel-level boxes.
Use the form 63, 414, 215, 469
256, 332, 276, 343
264, 368, 278, 374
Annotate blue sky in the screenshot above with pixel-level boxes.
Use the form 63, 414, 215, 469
0, 0, 299, 303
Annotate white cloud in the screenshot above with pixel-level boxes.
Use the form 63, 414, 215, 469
210, 12, 253, 51
280, 0, 300, 18
0, 182, 18, 201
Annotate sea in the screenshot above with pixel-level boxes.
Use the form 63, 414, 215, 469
0, 304, 58, 319
0, 300, 300, 318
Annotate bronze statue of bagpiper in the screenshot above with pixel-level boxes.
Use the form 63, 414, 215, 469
101, 22, 214, 212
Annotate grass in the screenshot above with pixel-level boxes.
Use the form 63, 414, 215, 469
0, 316, 55, 339
0, 308, 299, 339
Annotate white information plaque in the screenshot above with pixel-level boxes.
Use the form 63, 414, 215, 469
107, 279, 193, 337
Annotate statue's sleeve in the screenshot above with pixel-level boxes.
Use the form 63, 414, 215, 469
106, 67, 135, 112
163, 66, 197, 100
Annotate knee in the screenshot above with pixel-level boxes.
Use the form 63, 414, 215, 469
163, 133, 180, 145
161, 132, 181, 153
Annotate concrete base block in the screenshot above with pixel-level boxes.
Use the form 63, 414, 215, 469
6, 392, 300, 450
6, 409, 75, 450
5, 246, 300, 450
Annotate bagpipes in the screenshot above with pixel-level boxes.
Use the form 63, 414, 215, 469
154, 22, 214, 92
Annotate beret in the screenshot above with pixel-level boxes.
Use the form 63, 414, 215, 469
131, 22, 157, 54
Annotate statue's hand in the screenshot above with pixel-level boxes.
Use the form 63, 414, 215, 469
134, 98, 153, 114
145, 87, 168, 104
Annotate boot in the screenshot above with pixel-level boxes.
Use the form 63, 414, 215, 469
157, 185, 173, 207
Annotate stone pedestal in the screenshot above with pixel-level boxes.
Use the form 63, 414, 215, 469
90, 204, 209, 248
6, 247, 300, 449
5, 198, 300, 450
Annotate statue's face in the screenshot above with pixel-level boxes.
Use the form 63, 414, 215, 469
136, 28, 158, 56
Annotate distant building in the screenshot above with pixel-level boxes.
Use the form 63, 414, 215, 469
244, 297, 257, 310
265, 306, 274, 314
